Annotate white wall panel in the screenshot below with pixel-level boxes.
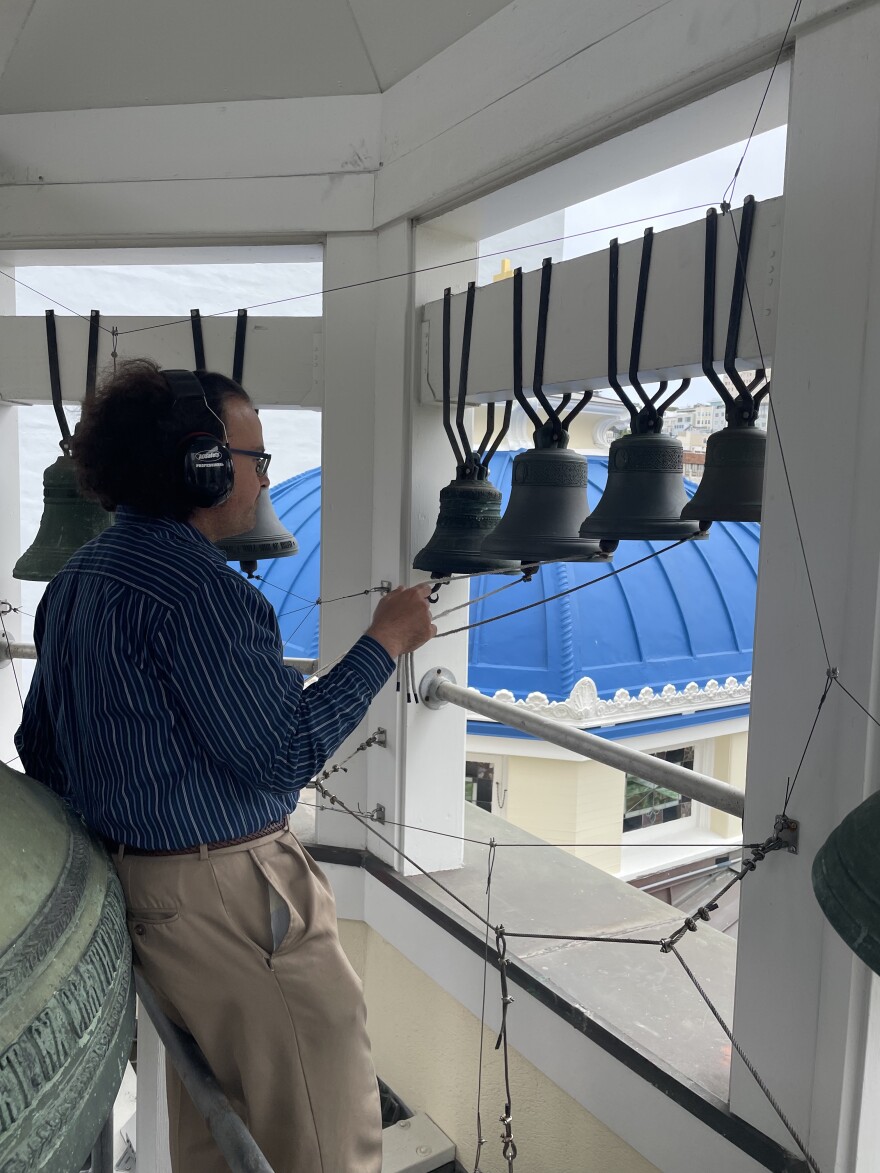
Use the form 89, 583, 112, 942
0, 174, 376, 250
0, 96, 381, 185
376, 0, 849, 226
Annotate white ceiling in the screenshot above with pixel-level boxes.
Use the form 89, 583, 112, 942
0, 0, 512, 114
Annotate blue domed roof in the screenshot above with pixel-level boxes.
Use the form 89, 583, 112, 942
468, 451, 758, 704
248, 453, 759, 704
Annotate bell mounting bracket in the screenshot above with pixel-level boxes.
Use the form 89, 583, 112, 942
607, 229, 690, 434
440, 284, 512, 478
512, 261, 591, 448
702, 196, 770, 428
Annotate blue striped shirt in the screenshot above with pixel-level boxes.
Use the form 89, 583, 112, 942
15, 507, 395, 849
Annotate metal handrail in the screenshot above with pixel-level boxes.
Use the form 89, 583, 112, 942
135, 974, 275, 1173
420, 668, 745, 819
1, 640, 317, 676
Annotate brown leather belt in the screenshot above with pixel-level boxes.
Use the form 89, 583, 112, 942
106, 817, 287, 857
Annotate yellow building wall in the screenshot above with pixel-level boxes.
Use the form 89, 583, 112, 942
502, 754, 624, 872
708, 731, 749, 839
338, 919, 660, 1173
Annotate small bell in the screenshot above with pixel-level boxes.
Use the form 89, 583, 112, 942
414, 460, 518, 577
681, 423, 766, 525
482, 425, 614, 564
579, 431, 703, 543
216, 488, 298, 577
14, 454, 111, 582
813, 790, 880, 976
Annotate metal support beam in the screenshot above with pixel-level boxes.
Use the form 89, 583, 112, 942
134, 976, 274, 1173
419, 668, 745, 820
0, 639, 316, 676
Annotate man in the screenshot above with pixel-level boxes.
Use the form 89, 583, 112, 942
15, 359, 436, 1173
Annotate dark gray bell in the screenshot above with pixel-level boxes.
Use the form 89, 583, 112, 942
813, 790, 880, 976
579, 432, 703, 542
14, 454, 111, 581
681, 425, 766, 524
414, 466, 519, 577
481, 431, 613, 564
216, 489, 298, 576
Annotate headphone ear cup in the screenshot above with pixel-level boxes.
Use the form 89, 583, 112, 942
181, 434, 234, 507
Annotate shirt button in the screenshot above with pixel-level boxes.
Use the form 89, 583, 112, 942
134, 924, 145, 936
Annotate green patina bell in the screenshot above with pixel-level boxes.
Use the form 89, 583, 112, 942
414, 463, 519, 577
812, 791, 880, 975
215, 488, 298, 577
0, 760, 135, 1172
13, 454, 111, 582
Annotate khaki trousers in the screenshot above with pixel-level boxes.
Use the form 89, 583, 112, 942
114, 828, 382, 1173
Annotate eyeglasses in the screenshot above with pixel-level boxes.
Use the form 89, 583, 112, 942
229, 447, 271, 476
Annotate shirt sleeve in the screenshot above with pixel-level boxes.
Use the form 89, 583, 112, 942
155, 571, 396, 799
14, 599, 69, 796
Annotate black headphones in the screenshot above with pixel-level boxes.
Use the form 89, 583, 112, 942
163, 369, 235, 508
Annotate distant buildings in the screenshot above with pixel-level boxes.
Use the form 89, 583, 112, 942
660, 375, 770, 481
665, 398, 769, 438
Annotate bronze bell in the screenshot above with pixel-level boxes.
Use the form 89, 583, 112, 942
216, 488, 298, 577
481, 426, 614, 564
681, 423, 766, 525
14, 454, 111, 582
813, 791, 880, 976
579, 432, 704, 543
414, 461, 518, 577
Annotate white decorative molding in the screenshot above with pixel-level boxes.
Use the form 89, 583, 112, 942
472, 674, 751, 729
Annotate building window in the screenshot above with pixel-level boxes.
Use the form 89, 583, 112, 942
623, 746, 694, 832
465, 761, 495, 812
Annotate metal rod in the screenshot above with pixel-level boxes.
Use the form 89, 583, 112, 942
135, 974, 275, 1173
1, 640, 316, 676
638, 856, 742, 895
420, 669, 745, 819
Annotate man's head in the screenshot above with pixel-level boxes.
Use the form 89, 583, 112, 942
73, 358, 270, 539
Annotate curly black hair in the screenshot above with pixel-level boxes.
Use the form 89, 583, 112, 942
71, 359, 251, 520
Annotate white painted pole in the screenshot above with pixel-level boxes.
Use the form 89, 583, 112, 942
419, 668, 744, 819
1, 639, 316, 676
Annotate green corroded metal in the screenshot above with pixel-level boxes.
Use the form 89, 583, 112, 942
13, 455, 111, 582
0, 761, 135, 1173
414, 466, 519, 577
813, 791, 880, 976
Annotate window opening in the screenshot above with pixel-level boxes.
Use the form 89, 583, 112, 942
623, 746, 695, 832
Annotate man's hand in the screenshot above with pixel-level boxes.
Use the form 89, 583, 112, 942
366, 583, 437, 660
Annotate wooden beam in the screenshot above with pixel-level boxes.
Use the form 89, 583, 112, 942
0, 315, 323, 408
0, 95, 381, 185
419, 197, 782, 404
0, 173, 377, 249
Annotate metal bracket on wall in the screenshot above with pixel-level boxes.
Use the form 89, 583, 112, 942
769, 813, 799, 855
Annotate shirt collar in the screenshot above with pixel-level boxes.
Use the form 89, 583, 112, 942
114, 505, 227, 563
